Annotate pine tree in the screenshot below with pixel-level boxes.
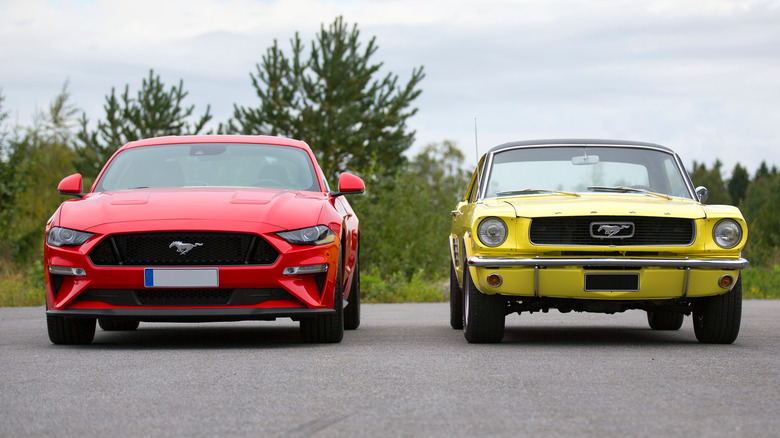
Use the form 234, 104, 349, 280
727, 163, 750, 206
690, 160, 732, 205
76, 70, 212, 178
227, 16, 425, 180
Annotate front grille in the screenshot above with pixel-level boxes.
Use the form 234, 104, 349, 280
529, 216, 694, 246
89, 232, 279, 266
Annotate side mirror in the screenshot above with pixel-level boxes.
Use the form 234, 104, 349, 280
58, 174, 84, 198
695, 186, 709, 204
330, 172, 365, 197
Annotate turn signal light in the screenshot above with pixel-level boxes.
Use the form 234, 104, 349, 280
487, 273, 503, 288
719, 274, 734, 289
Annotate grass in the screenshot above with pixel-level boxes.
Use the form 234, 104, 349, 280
361, 268, 448, 303
742, 265, 780, 299
1, 262, 777, 307
0, 260, 46, 307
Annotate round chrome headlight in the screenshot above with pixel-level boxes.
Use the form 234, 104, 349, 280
477, 217, 508, 247
712, 219, 742, 249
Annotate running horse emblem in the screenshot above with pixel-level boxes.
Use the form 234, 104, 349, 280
169, 241, 204, 255
597, 224, 631, 237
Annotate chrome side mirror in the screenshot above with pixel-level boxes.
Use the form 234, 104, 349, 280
695, 186, 709, 203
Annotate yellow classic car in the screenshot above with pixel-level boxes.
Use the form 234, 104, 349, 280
449, 139, 748, 344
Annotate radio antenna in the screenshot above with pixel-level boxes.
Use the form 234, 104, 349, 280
474, 118, 482, 199
474, 118, 479, 162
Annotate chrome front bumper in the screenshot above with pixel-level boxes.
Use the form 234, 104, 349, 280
468, 257, 749, 269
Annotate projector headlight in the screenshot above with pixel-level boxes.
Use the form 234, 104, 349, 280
277, 225, 335, 245
47, 227, 94, 247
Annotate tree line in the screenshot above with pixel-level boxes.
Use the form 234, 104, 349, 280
1, 16, 778, 300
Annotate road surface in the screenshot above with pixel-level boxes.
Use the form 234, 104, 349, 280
1, 301, 779, 437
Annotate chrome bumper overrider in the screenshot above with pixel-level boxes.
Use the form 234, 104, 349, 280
468, 257, 749, 269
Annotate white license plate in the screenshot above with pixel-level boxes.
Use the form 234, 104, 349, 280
144, 268, 219, 288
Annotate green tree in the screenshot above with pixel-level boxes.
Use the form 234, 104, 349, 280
227, 16, 425, 180
0, 89, 16, 229
727, 163, 750, 206
0, 86, 78, 263
76, 69, 212, 178
741, 173, 780, 266
755, 161, 771, 180
690, 160, 732, 205
351, 141, 470, 279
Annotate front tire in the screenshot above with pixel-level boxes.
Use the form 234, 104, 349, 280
646, 310, 684, 330
47, 315, 96, 345
463, 265, 505, 343
300, 252, 345, 343
449, 262, 463, 329
693, 275, 742, 344
344, 258, 361, 330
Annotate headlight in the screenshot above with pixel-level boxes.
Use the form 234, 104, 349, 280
712, 219, 742, 249
477, 217, 508, 247
47, 227, 94, 247
277, 225, 335, 245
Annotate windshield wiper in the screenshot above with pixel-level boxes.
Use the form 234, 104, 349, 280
587, 186, 671, 200
496, 188, 580, 197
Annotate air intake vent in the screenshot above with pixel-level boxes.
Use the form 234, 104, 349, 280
89, 232, 279, 266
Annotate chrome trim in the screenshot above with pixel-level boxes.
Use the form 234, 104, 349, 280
468, 256, 748, 269
527, 217, 698, 247
476, 141, 699, 202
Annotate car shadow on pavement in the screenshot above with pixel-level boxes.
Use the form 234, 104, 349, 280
499, 325, 699, 345
87, 323, 319, 349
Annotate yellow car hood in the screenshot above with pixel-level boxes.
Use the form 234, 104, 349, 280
487, 194, 706, 219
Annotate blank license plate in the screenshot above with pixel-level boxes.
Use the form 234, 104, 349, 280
144, 268, 219, 288
584, 273, 639, 291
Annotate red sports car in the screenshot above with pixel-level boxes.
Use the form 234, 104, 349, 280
44, 135, 364, 344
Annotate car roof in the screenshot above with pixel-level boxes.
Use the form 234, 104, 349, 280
120, 135, 313, 153
487, 139, 675, 155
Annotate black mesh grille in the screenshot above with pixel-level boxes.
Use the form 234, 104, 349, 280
529, 216, 694, 246
135, 289, 233, 306
89, 232, 279, 266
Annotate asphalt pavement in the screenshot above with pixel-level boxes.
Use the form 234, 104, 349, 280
1, 301, 779, 437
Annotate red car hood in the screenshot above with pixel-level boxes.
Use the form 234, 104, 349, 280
57, 188, 329, 232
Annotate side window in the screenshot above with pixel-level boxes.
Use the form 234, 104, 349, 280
467, 157, 485, 202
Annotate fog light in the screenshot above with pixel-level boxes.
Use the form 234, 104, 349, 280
283, 264, 329, 276
48, 266, 86, 277
487, 273, 503, 287
719, 274, 734, 289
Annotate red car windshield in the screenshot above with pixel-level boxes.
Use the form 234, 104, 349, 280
94, 143, 320, 192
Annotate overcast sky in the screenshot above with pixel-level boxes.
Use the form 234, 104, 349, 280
2, 0, 779, 175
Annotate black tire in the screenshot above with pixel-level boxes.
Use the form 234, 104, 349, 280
344, 258, 360, 330
300, 252, 344, 343
98, 318, 140, 331
646, 309, 684, 330
449, 261, 463, 329
47, 315, 96, 345
693, 275, 742, 344
463, 265, 505, 343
